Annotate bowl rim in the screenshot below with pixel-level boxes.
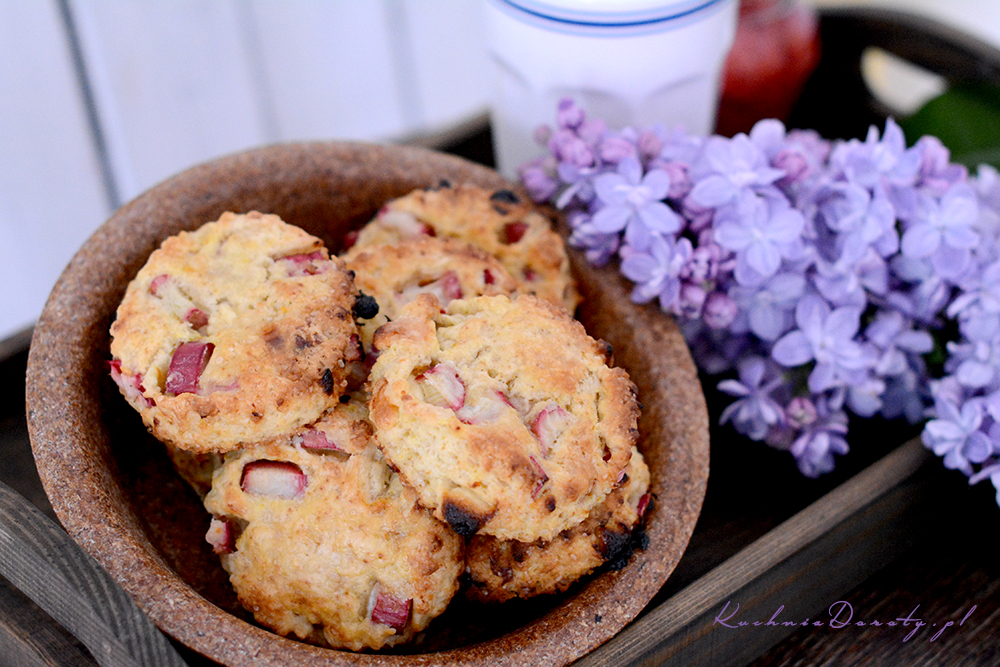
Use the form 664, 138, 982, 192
25, 140, 709, 667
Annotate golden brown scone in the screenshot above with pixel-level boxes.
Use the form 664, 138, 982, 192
202, 398, 464, 651
344, 183, 580, 314
344, 236, 519, 352
464, 447, 650, 603
367, 293, 639, 543
109, 211, 362, 454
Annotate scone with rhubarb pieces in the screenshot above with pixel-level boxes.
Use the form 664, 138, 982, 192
367, 293, 640, 544
344, 235, 519, 352
344, 182, 580, 314
465, 445, 650, 602
203, 396, 464, 651
109, 211, 363, 455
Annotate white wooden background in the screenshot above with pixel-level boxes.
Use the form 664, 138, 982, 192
0, 0, 491, 340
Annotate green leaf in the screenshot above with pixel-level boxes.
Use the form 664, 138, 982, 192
901, 83, 1000, 170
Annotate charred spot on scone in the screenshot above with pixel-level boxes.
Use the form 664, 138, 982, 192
598, 340, 614, 365
352, 292, 380, 320
443, 504, 483, 539
600, 524, 649, 572
489, 552, 515, 583
490, 189, 520, 205
510, 541, 529, 563
598, 526, 631, 565
442, 487, 495, 538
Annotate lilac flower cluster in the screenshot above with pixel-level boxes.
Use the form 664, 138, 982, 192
520, 98, 1000, 506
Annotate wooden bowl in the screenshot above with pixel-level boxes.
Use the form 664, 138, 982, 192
25, 142, 709, 667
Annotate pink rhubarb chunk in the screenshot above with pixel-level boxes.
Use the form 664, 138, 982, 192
416, 363, 465, 410
377, 208, 433, 238
279, 250, 327, 276
637, 492, 651, 519
205, 516, 235, 554
299, 429, 344, 452
402, 271, 464, 306
240, 460, 307, 499
165, 341, 214, 395
424, 271, 463, 303
531, 404, 570, 455
184, 307, 209, 330
108, 359, 155, 407
529, 455, 549, 499
456, 390, 510, 425
367, 584, 412, 632
149, 274, 170, 295
502, 221, 528, 244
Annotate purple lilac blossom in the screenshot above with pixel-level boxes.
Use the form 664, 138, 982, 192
687, 134, 785, 208
864, 310, 935, 377
790, 400, 850, 477
828, 118, 918, 192
771, 295, 876, 393
717, 357, 785, 440
524, 97, 1000, 507
590, 156, 680, 249
518, 156, 560, 202
922, 395, 991, 475
900, 183, 980, 280
619, 235, 693, 311
712, 190, 806, 285
946, 339, 1000, 389
728, 272, 806, 342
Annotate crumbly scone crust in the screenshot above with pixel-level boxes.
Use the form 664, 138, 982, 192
344, 236, 519, 351
203, 402, 464, 652
464, 447, 649, 603
345, 183, 580, 314
109, 211, 359, 453
368, 293, 638, 543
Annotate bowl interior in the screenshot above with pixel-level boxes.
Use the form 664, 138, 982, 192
26, 142, 709, 667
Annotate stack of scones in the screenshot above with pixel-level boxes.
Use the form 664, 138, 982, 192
108, 183, 650, 651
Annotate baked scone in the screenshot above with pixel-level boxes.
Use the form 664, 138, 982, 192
109, 211, 362, 454
367, 293, 639, 543
202, 399, 464, 651
464, 446, 650, 603
344, 183, 580, 314
344, 236, 519, 351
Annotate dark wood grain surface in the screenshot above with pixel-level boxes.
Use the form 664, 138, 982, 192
746, 468, 1000, 666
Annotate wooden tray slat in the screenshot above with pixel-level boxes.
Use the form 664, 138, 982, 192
576, 439, 934, 666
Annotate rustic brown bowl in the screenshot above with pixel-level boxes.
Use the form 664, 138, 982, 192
26, 142, 709, 667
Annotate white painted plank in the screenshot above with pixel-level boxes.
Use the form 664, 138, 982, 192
70, 0, 271, 201
0, 0, 110, 340
245, 0, 410, 142
398, 0, 491, 135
